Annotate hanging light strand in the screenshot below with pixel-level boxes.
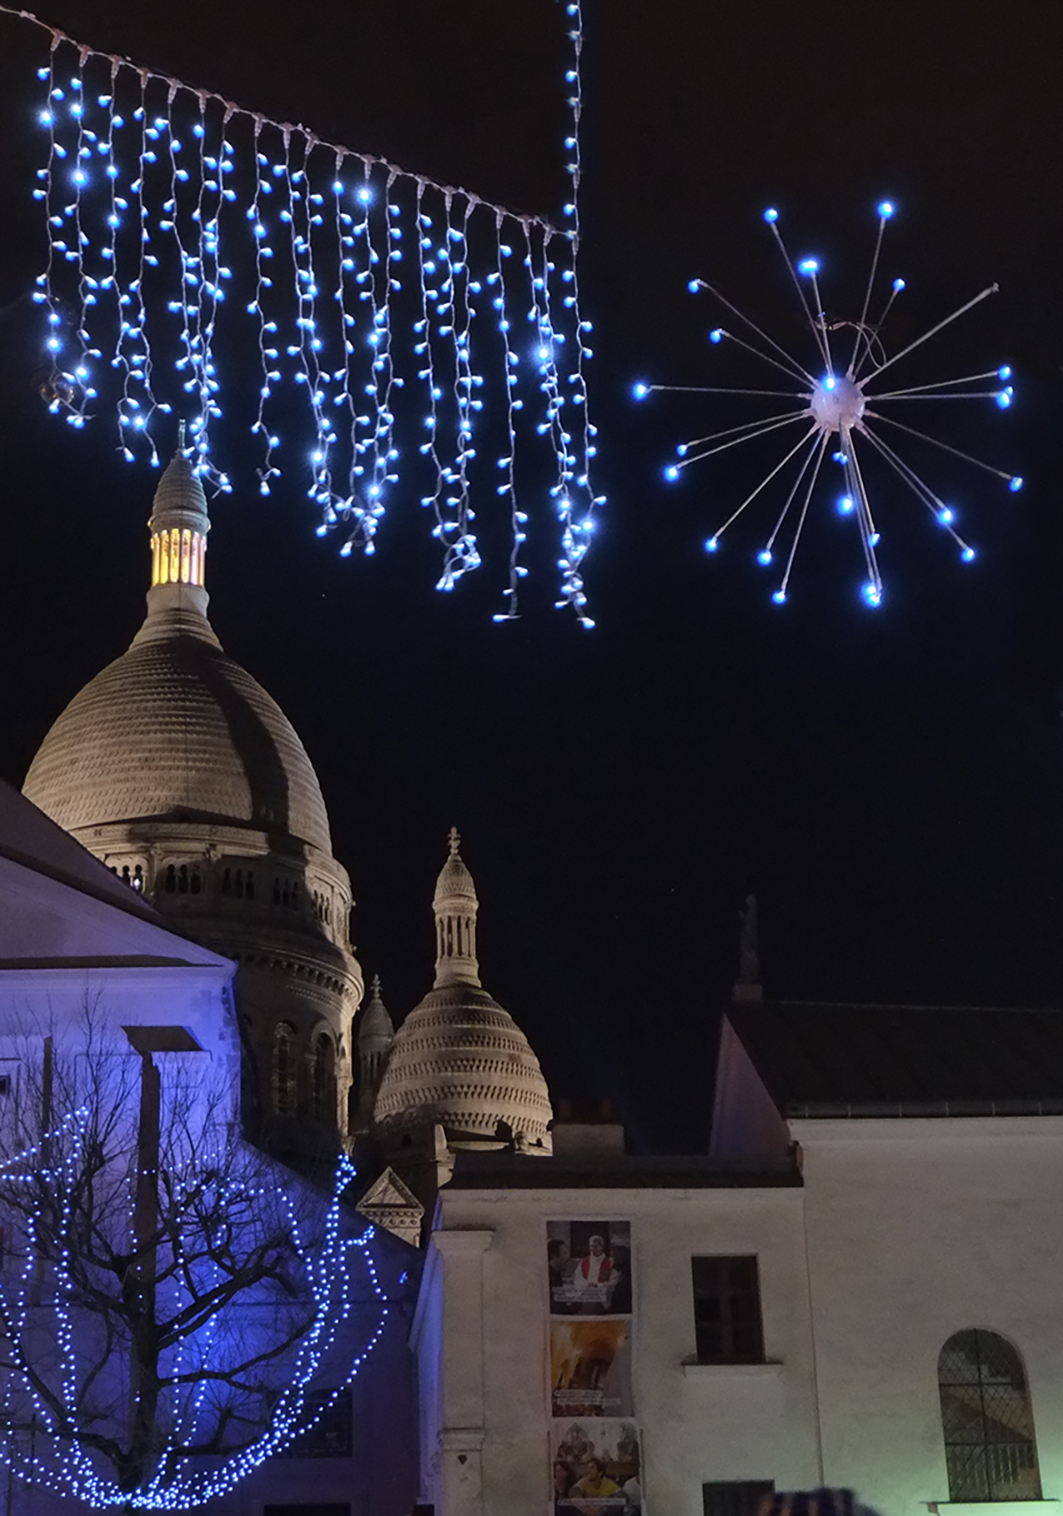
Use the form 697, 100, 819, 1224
7, 1, 602, 623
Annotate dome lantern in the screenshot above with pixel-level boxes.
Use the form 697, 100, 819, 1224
433, 827, 480, 988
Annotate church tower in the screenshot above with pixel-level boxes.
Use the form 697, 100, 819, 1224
22, 446, 363, 1155
372, 829, 552, 1211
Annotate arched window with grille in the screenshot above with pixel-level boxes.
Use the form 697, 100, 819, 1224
938, 1329, 1041, 1501
272, 1023, 297, 1117
312, 1033, 335, 1127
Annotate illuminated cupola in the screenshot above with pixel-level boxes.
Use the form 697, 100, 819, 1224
139, 425, 212, 644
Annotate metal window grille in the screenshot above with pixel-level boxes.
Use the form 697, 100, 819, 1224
938, 1329, 1041, 1501
703, 1481, 775, 1516
692, 1256, 764, 1364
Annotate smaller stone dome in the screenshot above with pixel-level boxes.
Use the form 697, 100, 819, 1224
373, 833, 552, 1150
373, 983, 553, 1148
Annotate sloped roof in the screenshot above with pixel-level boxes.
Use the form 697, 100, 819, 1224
726, 1000, 1063, 1117
0, 777, 160, 921
0, 778, 230, 970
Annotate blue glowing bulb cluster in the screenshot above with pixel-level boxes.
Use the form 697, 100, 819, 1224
636, 198, 1023, 608
29, 4, 601, 625
0, 1106, 390, 1510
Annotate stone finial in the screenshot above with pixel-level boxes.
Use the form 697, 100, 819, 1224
448, 825, 461, 857
733, 893, 763, 1004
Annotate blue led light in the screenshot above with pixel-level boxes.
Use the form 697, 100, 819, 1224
633, 381, 649, 399
664, 464, 680, 481
709, 328, 724, 343
837, 496, 854, 515
763, 207, 779, 223
937, 507, 954, 524
892, 277, 906, 292
772, 588, 786, 603
998, 365, 1012, 380
704, 536, 719, 553
877, 200, 895, 218
996, 390, 1011, 409
687, 278, 701, 294
961, 546, 976, 562
862, 582, 882, 606
798, 258, 819, 275
757, 548, 772, 565
29, 1, 601, 625
1009, 476, 1023, 492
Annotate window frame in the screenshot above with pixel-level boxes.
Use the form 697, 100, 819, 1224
938, 1328, 1041, 1502
691, 1254, 765, 1366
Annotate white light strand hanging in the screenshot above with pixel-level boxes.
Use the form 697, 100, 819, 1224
7, 0, 602, 626
635, 201, 1021, 607
0, 1109, 390, 1510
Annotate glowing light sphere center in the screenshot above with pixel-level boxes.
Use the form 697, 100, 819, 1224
810, 374, 866, 433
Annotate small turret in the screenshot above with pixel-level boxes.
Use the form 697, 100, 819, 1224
352, 975, 394, 1137
433, 827, 480, 988
135, 425, 216, 648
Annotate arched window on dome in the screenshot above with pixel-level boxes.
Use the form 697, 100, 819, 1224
939, 1329, 1041, 1501
272, 1024, 297, 1118
180, 528, 192, 584
312, 1033, 336, 1128
169, 528, 181, 584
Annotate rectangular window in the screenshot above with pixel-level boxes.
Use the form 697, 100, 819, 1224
692, 1256, 764, 1364
703, 1482, 775, 1516
0, 1075, 11, 1096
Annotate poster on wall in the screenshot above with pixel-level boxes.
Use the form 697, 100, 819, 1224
550, 1318, 633, 1418
546, 1219, 633, 1316
551, 1419, 643, 1512
546, 1220, 644, 1514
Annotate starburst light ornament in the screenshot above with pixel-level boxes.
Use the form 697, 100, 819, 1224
635, 202, 1022, 606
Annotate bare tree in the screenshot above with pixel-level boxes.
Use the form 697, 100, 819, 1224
0, 1018, 385, 1509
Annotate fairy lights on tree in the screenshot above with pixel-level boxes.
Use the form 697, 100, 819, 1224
2, 0, 601, 624
636, 202, 1022, 607
0, 1033, 388, 1509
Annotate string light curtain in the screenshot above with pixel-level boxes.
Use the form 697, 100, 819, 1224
6, 1, 601, 625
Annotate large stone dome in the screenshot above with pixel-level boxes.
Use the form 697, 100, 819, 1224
23, 451, 331, 855
373, 832, 553, 1150
24, 637, 332, 853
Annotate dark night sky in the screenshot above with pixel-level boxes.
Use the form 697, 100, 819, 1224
0, 1, 1061, 1151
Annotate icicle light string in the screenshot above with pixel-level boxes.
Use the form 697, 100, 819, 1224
636, 201, 1020, 608
7, 0, 600, 625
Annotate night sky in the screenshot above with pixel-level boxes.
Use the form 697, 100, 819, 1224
0, 1, 1060, 1151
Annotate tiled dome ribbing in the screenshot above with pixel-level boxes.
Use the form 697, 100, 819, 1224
372, 983, 553, 1146
23, 638, 332, 851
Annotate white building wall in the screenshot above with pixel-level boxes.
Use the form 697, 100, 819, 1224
795, 1116, 1063, 1516
428, 1182, 821, 1516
